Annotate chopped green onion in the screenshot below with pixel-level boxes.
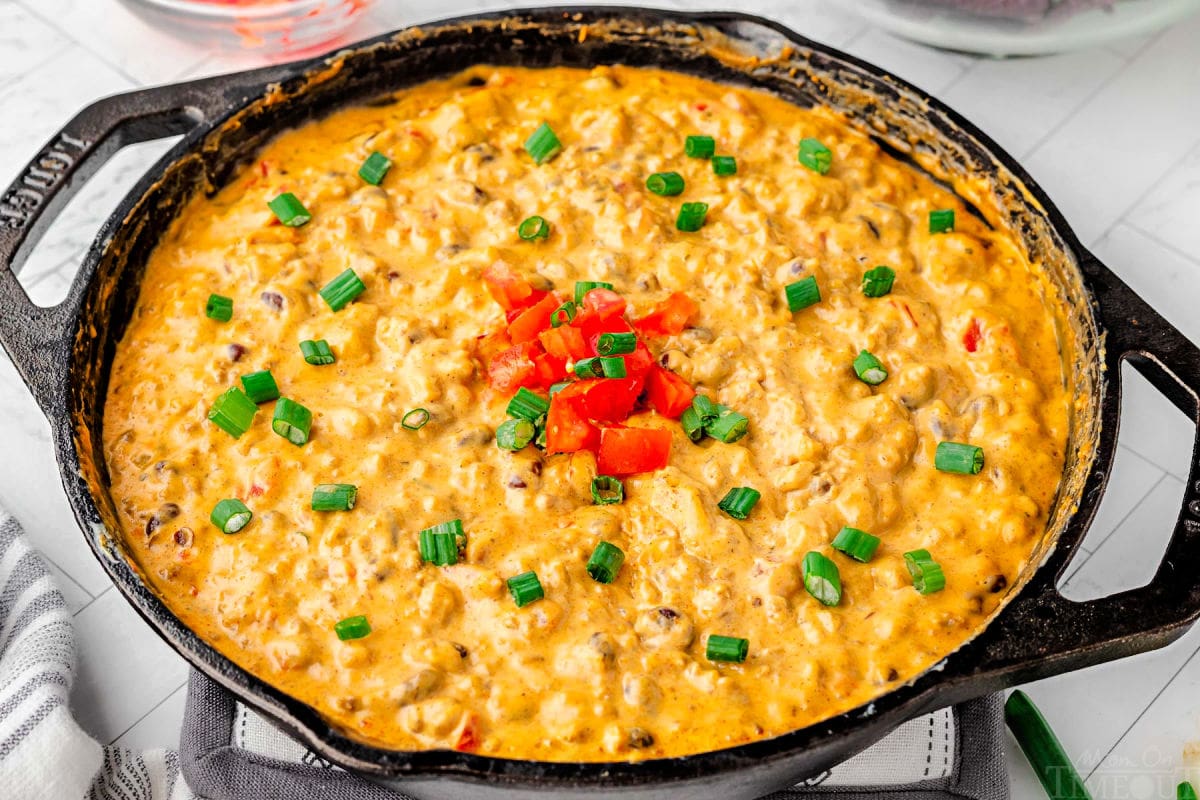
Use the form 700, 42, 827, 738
207, 387, 257, 438
1179, 783, 1198, 800
402, 408, 430, 430
524, 122, 562, 164
692, 395, 719, 423
802, 551, 842, 606
300, 339, 335, 366
712, 155, 737, 176
798, 138, 832, 174
832, 527, 880, 562
319, 268, 366, 312
599, 357, 627, 378
496, 418, 536, 451
506, 571, 545, 607
935, 441, 984, 475
419, 530, 458, 566
574, 357, 603, 378
549, 380, 572, 397
534, 416, 547, 449
685, 135, 715, 159
240, 370, 279, 403
929, 209, 955, 234
597, 332, 637, 355
785, 276, 821, 312
706, 635, 749, 663
646, 171, 685, 196
357, 151, 392, 185
210, 498, 252, 534
205, 293, 233, 322
267, 192, 311, 226
904, 549, 946, 594
676, 202, 709, 232
718, 487, 761, 520
1005, 691, 1092, 800
862, 265, 896, 298
574, 280, 614, 304
312, 483, 357, 512
591, 475, 624, 505
586, 541, 625, 584
506, 387, 550, 420
853, 350, 888, 386
271, 397, 313, 446
518, 215, 550, 241
550, 302, 576, 327
680, 405, 705, 442
334, 614, 371, 641
706, 405, 749, 444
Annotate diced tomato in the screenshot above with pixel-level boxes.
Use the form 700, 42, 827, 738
575, 377, 642, 422
545, 392, 601, 453
572, 288, 627, 329
963, 318, 982, 353
487, 342, 539, 394
539, 325, 590, 361
533, 352, 568, 386
454, 717, 478, 752
508, 292, 560, 344
597, 427, 672, 475
634, 292, 698, 338
581, 316, 634, 355
475, 329, 513, 363
483, 261, 539, 312
623, 342, 655, 380
644, 365, 695, 418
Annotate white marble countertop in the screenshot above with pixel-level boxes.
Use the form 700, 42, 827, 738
2, 1, 1199, 796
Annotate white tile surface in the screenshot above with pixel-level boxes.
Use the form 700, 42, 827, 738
1, 0, 1200, 791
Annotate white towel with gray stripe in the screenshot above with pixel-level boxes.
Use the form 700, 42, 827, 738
0, 509, 1009, 800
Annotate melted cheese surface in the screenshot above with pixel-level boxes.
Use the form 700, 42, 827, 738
103, 65, 1069, 761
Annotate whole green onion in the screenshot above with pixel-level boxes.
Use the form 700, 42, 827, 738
1005, 691, 1092, 800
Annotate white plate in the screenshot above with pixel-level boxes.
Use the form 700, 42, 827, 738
849, 0, 1200, 56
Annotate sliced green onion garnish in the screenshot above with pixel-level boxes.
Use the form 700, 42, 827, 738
300, 339, 335, 366
419, 530, 458, 566
586, 541, 625, 584
205, 293, 233, 322
506, 387, 550, 420
705, 405, 749, 444
929, 209, 955, 234
550, 302, 576, 327
267, 192, 311, 226
271, 397, 313, 446
685, 135, 715, 159
240, 370, 279, 403
319, 268, 366, 312
646, 171, 685, 196
599, 357, 627, 378
574, 280, 614, 304
692, 395, 718, 423
785, 276, 821, 312
862, 265, 896, 298
853, 350, 888, 386
534, 417, 547, 450
334, 614, 371, 641
935, 441, 984, 475
802, 551, 842, 606
549, 380, 572, 397
524, 122, 562, 165
832, 527, 880, 562
518, 215, 550, 241
207, 387, 257, 438
357, 151, 392, 185
312, 483, 357, 512
798, 138, 832, 174
718, 487, 760, 520
1005, 691, 1092, 800
1179, 783, 1198, 800
680, 405, 705, 442
496, 418, 536, 451
574, 357, 603, 378
904, 549, 946, 594
402, 408, 430, 430
706, 634, 749, 663
591, 475, 624, 505
210, 498, 252, 534
506, 571, 545, 607
676, 202, 709, 232
596, 332, 637, 355
712, 155, 737, 176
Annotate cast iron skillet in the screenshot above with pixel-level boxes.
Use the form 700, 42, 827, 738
1, 8, 1200, 799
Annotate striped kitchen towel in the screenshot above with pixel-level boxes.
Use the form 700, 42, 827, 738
0, 508, 1008, 800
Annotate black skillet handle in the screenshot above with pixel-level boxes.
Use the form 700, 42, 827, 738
966, 253, 1200, 684
0, 65, 294, 415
